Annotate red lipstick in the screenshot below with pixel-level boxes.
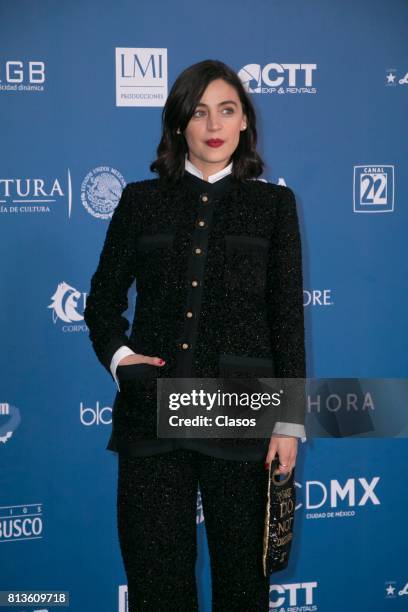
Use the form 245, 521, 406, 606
206, 139, 224, 148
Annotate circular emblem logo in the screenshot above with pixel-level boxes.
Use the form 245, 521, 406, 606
81, 166, 126, 219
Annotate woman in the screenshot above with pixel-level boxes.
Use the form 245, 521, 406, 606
84, 59, 306, 611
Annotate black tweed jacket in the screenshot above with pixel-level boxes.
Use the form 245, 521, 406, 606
83, 170, 306, 461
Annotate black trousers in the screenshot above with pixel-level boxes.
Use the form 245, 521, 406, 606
117, 448, 270, 611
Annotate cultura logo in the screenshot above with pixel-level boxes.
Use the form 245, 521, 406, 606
0, 172, 72, 216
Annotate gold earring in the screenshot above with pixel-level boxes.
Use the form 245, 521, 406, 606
176, 127, 181, 134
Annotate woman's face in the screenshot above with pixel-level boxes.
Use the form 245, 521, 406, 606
183, 78, 247, 177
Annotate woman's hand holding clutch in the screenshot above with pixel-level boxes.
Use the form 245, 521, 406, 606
265, 434, 298, 474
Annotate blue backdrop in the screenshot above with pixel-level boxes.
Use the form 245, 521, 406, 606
1, 1, 407, 610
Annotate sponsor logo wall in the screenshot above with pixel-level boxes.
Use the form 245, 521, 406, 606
1, 2, 407, 611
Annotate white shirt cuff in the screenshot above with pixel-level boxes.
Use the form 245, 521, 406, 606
110, 346, 137, 392
272, 421, 307, 442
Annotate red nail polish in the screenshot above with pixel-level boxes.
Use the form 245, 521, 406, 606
159, 359, 165, 365
264, 462, 269, 470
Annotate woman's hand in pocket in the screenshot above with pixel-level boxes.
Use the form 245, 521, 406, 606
118, 354, 166, 367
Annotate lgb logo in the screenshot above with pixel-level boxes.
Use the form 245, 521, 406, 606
353, 165, 394, 213
0, 60, 45, 83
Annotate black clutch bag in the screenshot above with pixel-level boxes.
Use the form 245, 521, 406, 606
262, 454, 296, 577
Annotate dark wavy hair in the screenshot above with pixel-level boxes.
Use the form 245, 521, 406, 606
150, 59, 264, 183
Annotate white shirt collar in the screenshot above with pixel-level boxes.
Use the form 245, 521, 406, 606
184, 154, 233, 183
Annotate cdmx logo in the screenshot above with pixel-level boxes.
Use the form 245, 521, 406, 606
48, 281, 88, 333
296, 476, 381, 518
238, 63, 317, 94
353, 165, 395, 213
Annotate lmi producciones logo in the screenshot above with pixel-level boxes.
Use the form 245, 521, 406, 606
115, 48, 167, 107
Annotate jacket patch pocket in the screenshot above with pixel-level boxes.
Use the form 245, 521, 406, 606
117, 362, 158, 384
219, 353, 275, 378
224, 235, 270, 294
136, 233, 174, 252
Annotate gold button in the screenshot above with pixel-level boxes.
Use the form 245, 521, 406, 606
181, 342, 189, 350
198, 220, 206, 227
200, 194, 209, 203
186, 311, 193, 318
191, 280, 198, 287
194, 247, 202, 255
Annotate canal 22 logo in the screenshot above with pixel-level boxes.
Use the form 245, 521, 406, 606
353, 165, 394, 213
